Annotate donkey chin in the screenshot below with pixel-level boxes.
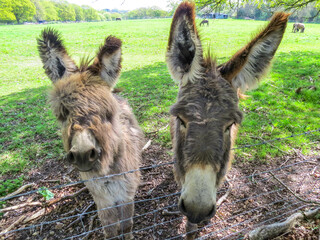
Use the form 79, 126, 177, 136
179, 164, 217, 224
66, 129, 102, 172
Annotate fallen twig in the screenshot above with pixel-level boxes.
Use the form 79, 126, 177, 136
0, 201, 42, 212
4, 183, 35, 200
250, 136, 289, 154
23, 208, 46, 223
217, 179, 233, 208
162, 209, 180, 216
47, 187, 88, 206
146, 124, 169, 134
270, 172, 320, 205
142, 140, 152, 151
217, 187, 232, 207
40, 179, 61, 183
0, 215, 26, 235
82, 214, 98, 240
248, 207, 320, 240
66, 202, 94, 228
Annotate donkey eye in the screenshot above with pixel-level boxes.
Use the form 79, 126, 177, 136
58, 105, 69, 121
177, 116, 186, 128
225, 123, 234, 133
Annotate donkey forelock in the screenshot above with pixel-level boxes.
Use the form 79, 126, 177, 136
38, 28, 143, 238
167, 1, 289, 228
37, 28, 142, 175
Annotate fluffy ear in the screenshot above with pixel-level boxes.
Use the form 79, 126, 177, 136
89, 36, 122, 88
166, 2, 203, 86
37, 28, 78, 83
218, 12, 290, 92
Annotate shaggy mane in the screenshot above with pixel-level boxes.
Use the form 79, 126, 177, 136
79, 56, 95, 72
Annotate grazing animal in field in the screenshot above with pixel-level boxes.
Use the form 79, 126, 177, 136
116, 17, 122, 21
200, 19, 209, 26
37, 28, 143, 239
292, 23, 305, 33
166, 2, 289, 239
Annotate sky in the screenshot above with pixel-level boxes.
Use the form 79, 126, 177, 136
66, 0, 170, 11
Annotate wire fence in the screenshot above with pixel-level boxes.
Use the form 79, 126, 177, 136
0, 128, 319, 239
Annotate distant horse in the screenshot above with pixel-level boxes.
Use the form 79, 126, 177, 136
200, 19, 209, 26
166, 2, 289, 239
116, 17, 122, 21
292, 23, 305, 33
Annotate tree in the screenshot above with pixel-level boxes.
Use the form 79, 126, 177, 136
110, 12, 121, 20
82, 5, 100, 21
167, 0, 182, 16
0, 0, 16, 23
195, 0, 320, 12
71, 4, 84, 21
32, 0, 45, 21
55, 2, 76, 21
11, 0, 36, 23
41, 0, 58, 21
100, 11, 112, 21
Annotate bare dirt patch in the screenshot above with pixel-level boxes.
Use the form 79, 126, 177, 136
0, 144, 319, 239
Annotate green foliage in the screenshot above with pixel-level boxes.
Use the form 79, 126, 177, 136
100, 11, 111, 21
37, 187, 54, 200
196, 0, 320, 22
72, 4, 84, 21
110, 12, 121, 20
0, 0, 16, 23
55, 2, 75, 21
32, 0, 45, 21
83, 5, 100, 21
0, 176, 24, 197
125, 7, 168, 19
0, 19, 319, 176
11, 0, 36, 23
41, 0, 58, 21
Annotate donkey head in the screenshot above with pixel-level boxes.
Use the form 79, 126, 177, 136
166, 2, 289, 224
37, 28, 123, 174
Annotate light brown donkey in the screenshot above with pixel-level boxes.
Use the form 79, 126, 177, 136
37, 28, 143, 239
166, 2, 289, 239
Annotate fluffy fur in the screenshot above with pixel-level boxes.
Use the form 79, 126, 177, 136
166, 2, 289, 239
37, 28, 143, 239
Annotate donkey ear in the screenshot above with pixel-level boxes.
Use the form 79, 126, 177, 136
89, 36, 122, 88
166, 2, 203, 86
218, 12, 290, 92
37, 28, 78, 83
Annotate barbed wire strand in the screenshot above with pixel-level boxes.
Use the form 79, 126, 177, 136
232, 128, 320, 150
2, 162, 317, 237
0, 129, 318, 239
1, 128, 319, 202
209, 204, 310, 240
198, 203, 309, 240
0, 155, 317, 204
167, 197, 300, 240
169, 174, 318, 240
0, 192, 180, 236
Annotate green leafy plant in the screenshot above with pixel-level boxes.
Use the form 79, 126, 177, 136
37, 187, 54, 201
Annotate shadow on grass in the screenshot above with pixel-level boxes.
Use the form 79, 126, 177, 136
0, 62, 176, 176
0, 86, 63, 176
235, 50, 320, 160
119, 62, 177, 122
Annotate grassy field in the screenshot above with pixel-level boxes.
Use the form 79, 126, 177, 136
0, 18, 319, 181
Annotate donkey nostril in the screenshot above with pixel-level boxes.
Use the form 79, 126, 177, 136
207, 205, 216, 218
179, 199, 187, 214
67, 152, 75, 164
89, 149, 98, 162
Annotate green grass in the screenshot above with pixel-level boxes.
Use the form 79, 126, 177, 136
0, 18, 319, 177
